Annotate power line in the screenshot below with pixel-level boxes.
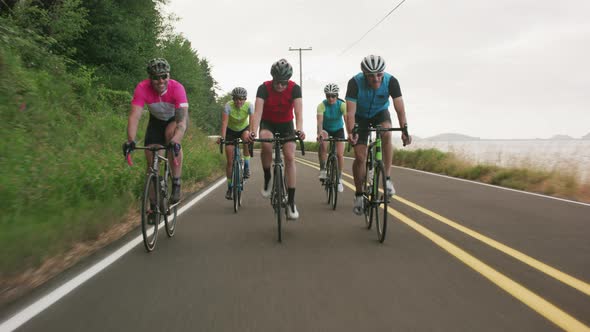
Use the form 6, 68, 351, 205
339, 0, 408, 55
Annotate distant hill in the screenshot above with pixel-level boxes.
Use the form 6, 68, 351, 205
425, 133, 480, 141
550, 135, 575, 140
582, 132, 590, 140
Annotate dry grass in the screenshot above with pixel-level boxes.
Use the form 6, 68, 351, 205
394, 149, 590, 204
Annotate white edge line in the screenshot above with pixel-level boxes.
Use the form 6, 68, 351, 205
0, 178, 226, 332
305, 151, 590, 207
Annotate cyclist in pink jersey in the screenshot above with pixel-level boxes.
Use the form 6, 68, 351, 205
123, 58, 189, 204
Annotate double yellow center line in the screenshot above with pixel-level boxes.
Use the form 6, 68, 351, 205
295, 157, 590, 331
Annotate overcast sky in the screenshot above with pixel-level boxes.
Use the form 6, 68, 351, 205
165, 0, 590, 139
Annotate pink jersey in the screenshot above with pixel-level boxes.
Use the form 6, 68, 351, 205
131, 79, 189, 121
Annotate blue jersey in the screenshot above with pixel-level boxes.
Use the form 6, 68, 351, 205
346, 72, 401, 119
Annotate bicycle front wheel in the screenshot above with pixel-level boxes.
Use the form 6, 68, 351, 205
363, 164, 372, 229
164, 171, 178, 238
273, 165, 283, 242
329, 156, 339, 210
374, 162, 388, 243
324, 158, 332, 204
141, 173, 159, 252
232, 158, 241, 213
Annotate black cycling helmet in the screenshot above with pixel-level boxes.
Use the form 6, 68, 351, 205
231, 87, 247, 98
360, 55, 385, 74
270, 58, 293, 80
146, 58, 170, 75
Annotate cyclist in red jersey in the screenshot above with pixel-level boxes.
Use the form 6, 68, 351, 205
245, 59, 306, 220
122, 58, 189, 204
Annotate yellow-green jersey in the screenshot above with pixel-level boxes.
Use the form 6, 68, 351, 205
224, 100, 254, 131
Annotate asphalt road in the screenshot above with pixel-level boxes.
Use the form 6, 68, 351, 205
1, 151, 589, 332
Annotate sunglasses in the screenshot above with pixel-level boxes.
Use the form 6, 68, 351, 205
233, 97, 246, 101
326, 94, 338, 99
366, 72, 384, 79
274, 80, 289, 86
150, 73, 169, 81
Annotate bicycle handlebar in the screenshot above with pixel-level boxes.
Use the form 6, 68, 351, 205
320, 137, 348, 142
351, 123, 410, 146
125, 145, 179, 167
218, 138, 251, 156
254, 134, 306, 156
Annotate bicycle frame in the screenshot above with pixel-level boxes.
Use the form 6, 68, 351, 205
128, 146, 171, 211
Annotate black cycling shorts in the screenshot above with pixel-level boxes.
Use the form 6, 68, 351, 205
322, 127, 345, 139
259, 120, 295, 139
354, 110, 392, 145
145, 114, 174, 146
225, 126, 249, 142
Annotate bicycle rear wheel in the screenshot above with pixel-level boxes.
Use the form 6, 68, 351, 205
374, 162, 388, 243
232, 158, 241, 213
329, 156, 339, 210
141, 173, 159, 252
164, 171, 178, 238
274, 166, 283, 242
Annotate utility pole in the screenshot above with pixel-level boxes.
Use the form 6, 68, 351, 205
288, 47, 312, 92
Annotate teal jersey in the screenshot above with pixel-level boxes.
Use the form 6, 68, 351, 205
317, 99, 346, 132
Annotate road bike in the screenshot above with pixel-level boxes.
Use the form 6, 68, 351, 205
319, 136, 348, 210
354, 124, 408, 243
254, 133, 305, 242
219, 137, 250, 213
126, 145, 180, 252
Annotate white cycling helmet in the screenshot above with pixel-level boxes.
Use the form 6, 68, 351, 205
360, 55, 386, 74
323, 83, 339, 94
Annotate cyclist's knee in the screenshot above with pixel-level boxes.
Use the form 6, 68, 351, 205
283, 151, 295, 163
259, 129, 272, 139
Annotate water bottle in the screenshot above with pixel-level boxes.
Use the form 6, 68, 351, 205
160, 176, 167, 197
367, 168, 374, 186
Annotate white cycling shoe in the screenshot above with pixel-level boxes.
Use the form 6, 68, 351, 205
287, 204, 299, 220
353, 196, 364, 215
386, 179, 396, 197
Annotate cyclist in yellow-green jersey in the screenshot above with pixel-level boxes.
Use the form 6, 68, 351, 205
220, 87, 254, 200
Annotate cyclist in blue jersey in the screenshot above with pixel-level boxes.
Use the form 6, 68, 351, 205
317, 83, 347, 193
346, 55, 411, 215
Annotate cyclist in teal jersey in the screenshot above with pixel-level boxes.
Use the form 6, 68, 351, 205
317, 83, 347, 193
220, 87, 254, 200
346, 55, 411, 215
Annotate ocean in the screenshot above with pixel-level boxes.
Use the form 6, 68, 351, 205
394, 140, 590, 183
